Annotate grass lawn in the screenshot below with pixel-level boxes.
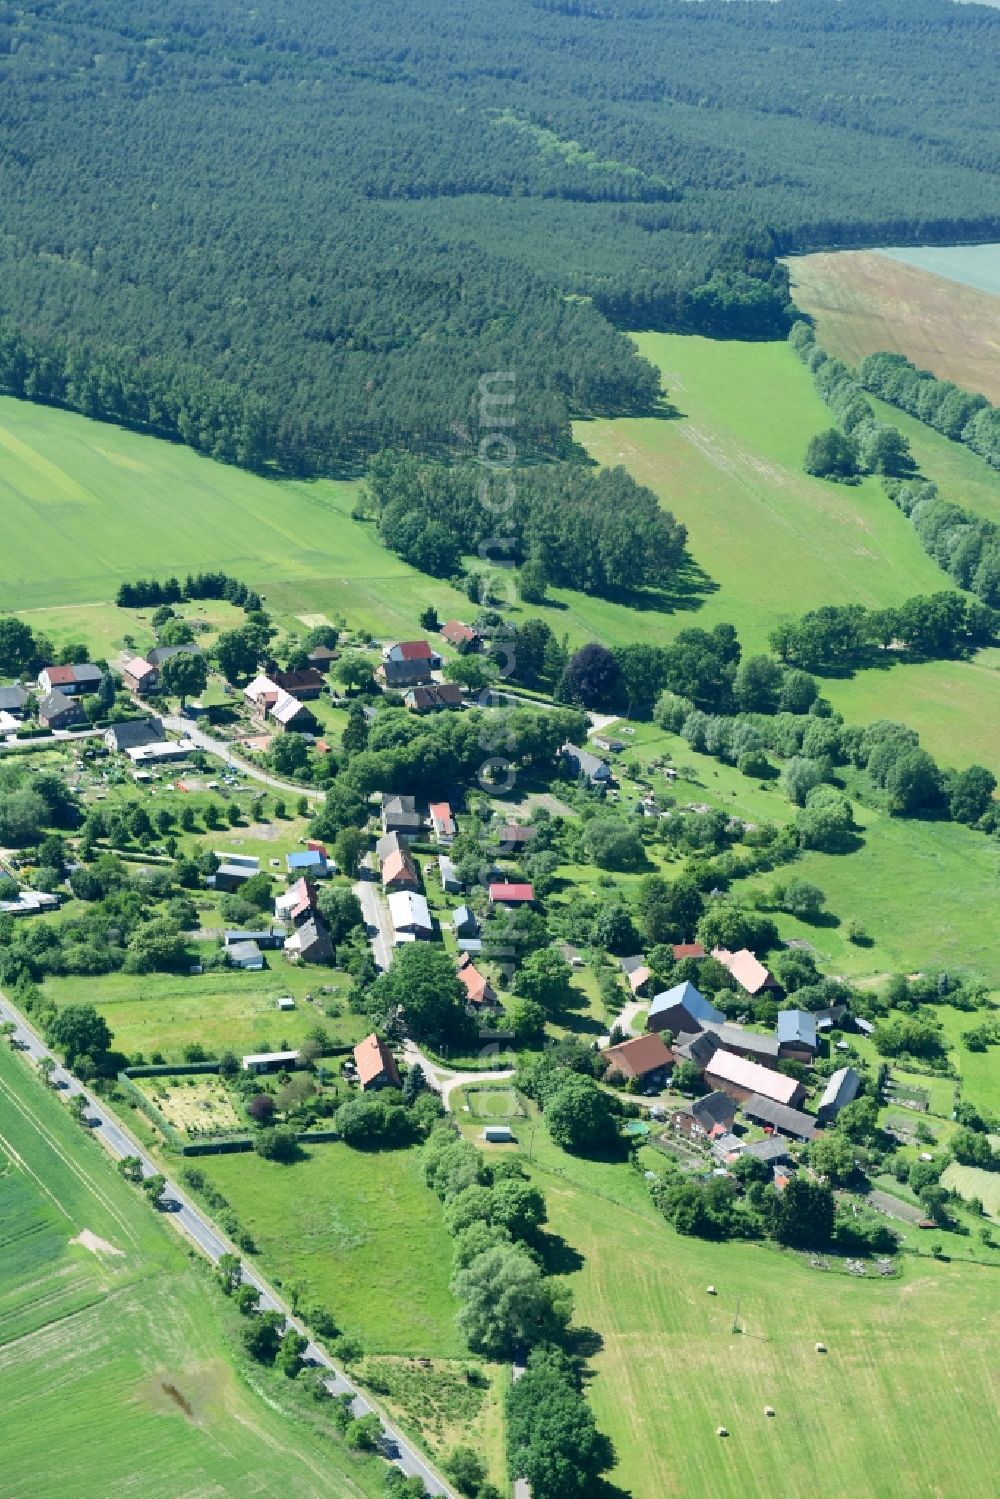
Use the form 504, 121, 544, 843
786, 248, 1000, 405
0, 1045, 384, 1499
578, 334, 951, 653
198, 1142, 465, 1357
533, 1156, 1000, 1499
941, 1162, 1000, 1220
464, 1086, 523, 1118
43, 967, 365, 1062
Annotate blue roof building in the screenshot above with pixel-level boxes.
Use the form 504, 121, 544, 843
286, 849, 329, 875
647, 981, 725, 1037
776, 1009, 818, 1055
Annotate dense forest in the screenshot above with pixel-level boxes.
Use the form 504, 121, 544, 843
0, 0, 998, 470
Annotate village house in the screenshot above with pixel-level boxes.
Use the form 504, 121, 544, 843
672, 942, 706, 961
270, 668, 324, 700
814, 1003, 851, 1032
354, 1033, 401, 1091
283, 916, 334, 964
817, 1065, 861, 1124
691, 1090, 737, 1134
603, 1032, 672, 1087
440, 619, 479, 651
224, 929, 286, 951
711, 1130, 746, 1165
378, 640, 438, 688
227, 939, 265, 971
457, 953, 498, 1008
703, 1050, 806, 1109
561, 742, 613, 785
37, 662, 103, 697
127, 741, 190, 767
388, 889, 433, 941
307, 644, 339, 673
429, 802, 456, 842
488, 881, 534, 908
776, 1009, 819, 1061
620, 955, 653, 998
712, 946, 783, 999
671, 1029, 721, 1070
103, 717, 164, 753
496, 822, 537, 851
439, 854, 461, 893
742, 1093, 818, 1141
270, 691, 319, 733
38, 690, 87, 730
382, 841, 420, 891
404, 683, 464, 713
646, 981, 725, 1037
452, 904, 478, 938
286, 847, 332, 878
245, 674, 282, 717
122, 656, 159, 694
381, 793, 423, 838
275, 876, 318, 925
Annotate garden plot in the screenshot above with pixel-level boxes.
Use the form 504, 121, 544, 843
136, 1075, 242, 1137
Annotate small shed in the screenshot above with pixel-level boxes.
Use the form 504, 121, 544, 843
242, 1049, 299, 1073
482, 1125, 516, 1144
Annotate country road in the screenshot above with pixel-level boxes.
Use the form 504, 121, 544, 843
0, 991, 453, 1498
354, 862, 395, 972
160, 713, 327, 802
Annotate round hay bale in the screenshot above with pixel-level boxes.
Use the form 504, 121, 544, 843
717, 1427, 729, 1438
815, 1342, 827, 1353
706, 1285, 717, 1295
764, 1406, 775, 1418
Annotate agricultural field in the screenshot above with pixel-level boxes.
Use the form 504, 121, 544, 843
530, 1152, 1000, 1499
786, 247, 1000, 403
579, 334, 951, 653
43, 966, 365, 1063
0, 1045, 384, 1499
941, 1163, 1000, 1220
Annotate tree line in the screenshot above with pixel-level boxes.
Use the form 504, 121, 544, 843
368, 451, 688, 597
856, 352, 999, 472
115, 572, 263, 611
1, 0, 998, 468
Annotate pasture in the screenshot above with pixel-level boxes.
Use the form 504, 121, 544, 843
579, 334, 950, 652
197, 1142, 465, 1357
43, 967, 365, 1062
787, 248, 1000, 404
532, 1155, 1000, 1499
0, 1046, 383, 1498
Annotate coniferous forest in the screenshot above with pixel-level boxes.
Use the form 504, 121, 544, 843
0, 0, 998, 473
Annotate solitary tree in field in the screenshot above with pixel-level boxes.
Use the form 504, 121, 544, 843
141, 1173, 167, 1205
160, 649, 208, 707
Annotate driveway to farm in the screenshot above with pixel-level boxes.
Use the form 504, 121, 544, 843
402, 1040, 514, 1112
599, 998, 647, 1046
0, 990, 454, 1499
158, 712, 326, 802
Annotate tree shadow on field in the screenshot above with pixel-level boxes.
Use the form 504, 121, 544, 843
609, 557, 719, 620
562, 1322, 604, 1360
537, 1231, 585, 1277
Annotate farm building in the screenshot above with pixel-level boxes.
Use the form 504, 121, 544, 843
38, 689, 86, 730
211, 863, 258, 893
817, 1066, 862, 1124
307, 645, 338, 673
388, 890, 433, 939
354, 1033, 401, 1091
147, 643, 203, 671
286, 848, 331, 877
213, 852, 260, 872
242, 1049, 299, 1073
561, 742, 612, 784
378, 640, 438, 687
703, 1050, 805, 1108
283, 917, 334, 964
704, 1021, 780, 1065
712, 947, 783, 999
127, 741, 190, 765
270, 692, 319, 733
0, 890, 60, 917
227, 940, 265, 971
38, 662, 103, 697
604, 1033, 672, 1085
777, 1010, 819, 1060
104, 717, 164, 753
742, 1094, 818, 1141
745, 1136, 793, 1165
0, 684, 29, 714
814, 1003, 851, 1032
671, 1030, 721, 1069
271, 668, 324, 700
647, 981, 725, 1037
224, 929, 285, 951
483, 1125, 516, 1144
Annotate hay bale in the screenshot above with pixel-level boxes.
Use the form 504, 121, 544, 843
717, 1427, 729, 1438
815, 1342, 827, 1353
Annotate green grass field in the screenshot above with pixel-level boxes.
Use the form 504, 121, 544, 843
465, 1087, 522, 1117
43, 967, 366, 1062
527, 1145, 1000, 1499
578, 334, 951, 653
0, 1045, 383, 1499
941, 1162, 1000, 1220
198, 1142, 464, 1357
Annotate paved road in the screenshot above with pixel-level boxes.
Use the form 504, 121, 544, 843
403, 1040, 515, 1113
0, 991, 453, 1498
354, 863, 394, 972
159, 713, 326, 802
